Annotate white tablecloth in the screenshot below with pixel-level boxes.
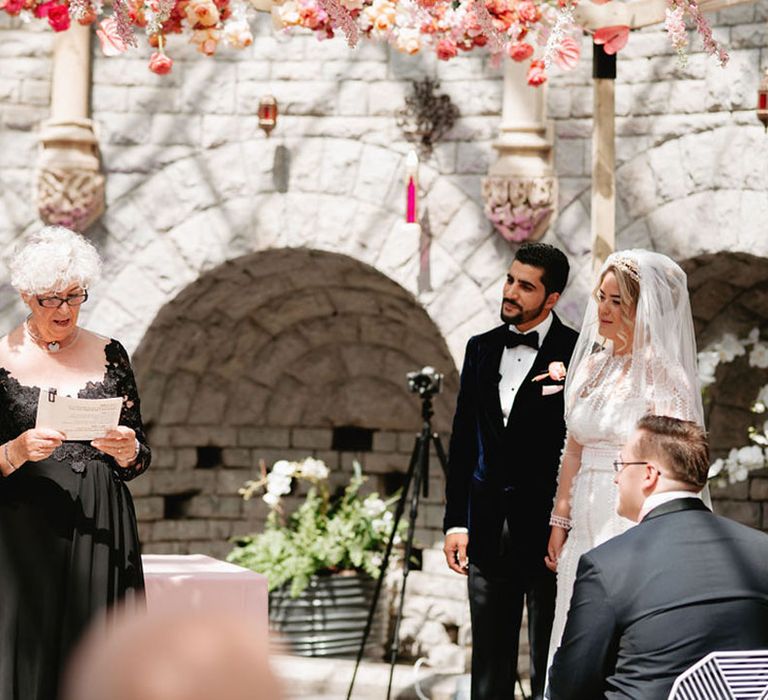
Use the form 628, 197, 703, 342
142, 554, 269, 641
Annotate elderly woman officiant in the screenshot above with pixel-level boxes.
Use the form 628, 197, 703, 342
0, 226, 151, 700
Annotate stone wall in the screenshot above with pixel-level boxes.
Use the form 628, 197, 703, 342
130, 247, 459, 556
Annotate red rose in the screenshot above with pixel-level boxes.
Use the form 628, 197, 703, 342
526, 59, 547, 86
47, 4, 70, 31
435, 38, 458, 60
148, 51, 174, 75
507, 41, 533, 61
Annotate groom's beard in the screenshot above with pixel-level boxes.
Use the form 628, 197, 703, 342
501, 298, 546, 326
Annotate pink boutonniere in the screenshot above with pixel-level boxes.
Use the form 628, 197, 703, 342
533, 361, 567, 383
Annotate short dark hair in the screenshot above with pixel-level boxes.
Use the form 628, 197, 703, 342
514, 243, 570, 296
635, 415, 710, 488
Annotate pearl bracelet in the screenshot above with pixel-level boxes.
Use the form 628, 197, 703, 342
549, 514, 572, 531
3, 442, 18, 476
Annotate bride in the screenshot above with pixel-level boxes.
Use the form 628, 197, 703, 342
544, 250, 705, 664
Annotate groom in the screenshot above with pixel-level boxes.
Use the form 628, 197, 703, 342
443, 243, 578, 700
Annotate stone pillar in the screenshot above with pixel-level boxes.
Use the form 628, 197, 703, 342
481, 59, 557, 245
591, 43, 616, 273
36, 22, 105, 232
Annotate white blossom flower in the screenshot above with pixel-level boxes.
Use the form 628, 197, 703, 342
266, 472, 292, 496
748, 327, 761, 344
262, 491, 280, 507
272, 460, 296, 477
729, 462, 749, 484
749, 342, 768, 369
716, 333, 746, 363
736, 445, 765, 471
370, 554, 383, 568
697, 350, 719, 387
300, 457, 329, 480
708, 458, 725, 478
363, 496, 387, 517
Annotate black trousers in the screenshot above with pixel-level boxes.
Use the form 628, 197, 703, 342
468, 547, 556, 700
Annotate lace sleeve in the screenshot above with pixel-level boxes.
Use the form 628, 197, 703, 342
646, 356, 703, 425
106, 340, 151, 481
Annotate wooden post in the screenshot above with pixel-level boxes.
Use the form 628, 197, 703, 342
591, 43, 616, 273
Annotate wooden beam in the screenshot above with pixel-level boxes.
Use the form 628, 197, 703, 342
574, 0, 755, 31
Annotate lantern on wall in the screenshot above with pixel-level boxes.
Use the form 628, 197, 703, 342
758, 69, 768, 131
258, 95, 278, 137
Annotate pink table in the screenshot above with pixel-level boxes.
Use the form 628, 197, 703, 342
142, 554, 269, 641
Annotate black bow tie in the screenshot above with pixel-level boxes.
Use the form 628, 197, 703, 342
505, 330, 539, 350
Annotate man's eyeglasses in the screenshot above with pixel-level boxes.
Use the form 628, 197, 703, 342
36, 291, 89, 309
613, 459, 653, 474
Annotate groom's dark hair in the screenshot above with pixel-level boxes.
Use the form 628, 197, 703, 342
514, 243, 570, 296
635, 415, 710, 488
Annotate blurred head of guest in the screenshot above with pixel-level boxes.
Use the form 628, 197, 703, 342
63, 608, 283, 700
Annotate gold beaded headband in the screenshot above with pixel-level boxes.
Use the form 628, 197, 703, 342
610, 255, 640, 283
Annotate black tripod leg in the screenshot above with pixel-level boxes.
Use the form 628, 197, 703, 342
345, 428, 428, 700
386, 427, 429, 700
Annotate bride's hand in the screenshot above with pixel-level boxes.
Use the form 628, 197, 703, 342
545, 526, 568, 572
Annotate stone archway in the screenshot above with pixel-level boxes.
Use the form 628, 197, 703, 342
682, 251, 768, 533
129, 248, 459, 558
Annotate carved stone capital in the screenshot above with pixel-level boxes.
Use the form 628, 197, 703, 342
36, 118, 105, 232
481, 175, 558, 244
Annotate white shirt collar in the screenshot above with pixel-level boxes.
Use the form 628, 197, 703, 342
639, 490, 703, 521
508, 312, 554, 345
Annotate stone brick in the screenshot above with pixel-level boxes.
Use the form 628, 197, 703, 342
750, 478, 768, 501
151, 447, 177, 469
291, 428, 333, 449
184, 495, 244, 519
133, 496, 164, 521
373, 431, 398, 452
152, 470, 217, 495
237, 427, 291, 448
713, 500, 761, 528
710, 479, 750, 501
20, 79, 49, 106
222, 447, 251, 467
152, 519, 210, 541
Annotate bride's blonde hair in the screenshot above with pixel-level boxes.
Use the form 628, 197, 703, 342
594, 256, 640, 352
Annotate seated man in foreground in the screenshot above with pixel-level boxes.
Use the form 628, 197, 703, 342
548, 414, 768, 700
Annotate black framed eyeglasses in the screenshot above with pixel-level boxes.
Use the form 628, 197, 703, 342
36, 290, 89, 309
612, 459, 650, 474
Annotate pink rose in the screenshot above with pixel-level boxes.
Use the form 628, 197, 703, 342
435, 38, 458, 60
516, 0, 540, 24
507, 41, 533, 62
148, 51, 174, 75
526, 59, 547, 86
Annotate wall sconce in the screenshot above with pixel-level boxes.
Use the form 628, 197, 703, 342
758, 68, 768, 131
258, 95, 278, 137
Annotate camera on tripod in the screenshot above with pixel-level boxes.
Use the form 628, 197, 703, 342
406, 366, 444, 397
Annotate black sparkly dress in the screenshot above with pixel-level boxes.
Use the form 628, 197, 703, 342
0, 339, 151, 700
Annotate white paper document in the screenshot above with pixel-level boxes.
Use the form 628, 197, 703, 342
35, 388, 123, 441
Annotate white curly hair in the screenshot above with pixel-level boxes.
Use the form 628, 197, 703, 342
8, 226, 102, 295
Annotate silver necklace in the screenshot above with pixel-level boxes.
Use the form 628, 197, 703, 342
24, 318, 80, 354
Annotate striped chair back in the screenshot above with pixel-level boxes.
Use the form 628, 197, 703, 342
668, 651, 768, 700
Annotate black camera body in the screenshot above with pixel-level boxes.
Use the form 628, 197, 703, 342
406, 366, 443, 397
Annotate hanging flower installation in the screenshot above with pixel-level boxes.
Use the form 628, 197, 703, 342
0, 0, 728, 77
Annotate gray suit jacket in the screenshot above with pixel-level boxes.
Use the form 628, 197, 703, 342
548, 498, 768, 700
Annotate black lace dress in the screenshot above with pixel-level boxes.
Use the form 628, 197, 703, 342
0, 339, 151, 700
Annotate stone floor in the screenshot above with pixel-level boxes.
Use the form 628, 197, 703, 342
272, 654, 532, 699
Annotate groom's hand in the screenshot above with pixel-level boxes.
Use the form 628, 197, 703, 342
444, 533, 469, 575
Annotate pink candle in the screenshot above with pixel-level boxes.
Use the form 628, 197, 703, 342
406, 176, 417, 223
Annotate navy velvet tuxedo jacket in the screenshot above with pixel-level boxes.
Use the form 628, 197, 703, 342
548, 498, 768, 700
443, 313, 578, 572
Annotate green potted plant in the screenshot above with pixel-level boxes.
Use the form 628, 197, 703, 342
228, 457, 402, 657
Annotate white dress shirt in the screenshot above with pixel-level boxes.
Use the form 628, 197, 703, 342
639, 490, 704, 521
499, 313, 553, 424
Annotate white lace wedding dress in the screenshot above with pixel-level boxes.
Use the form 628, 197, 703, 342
546, 350, 701, 668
